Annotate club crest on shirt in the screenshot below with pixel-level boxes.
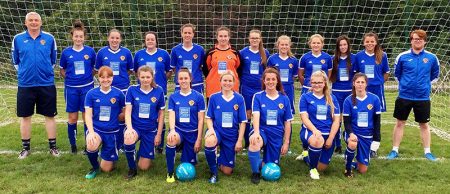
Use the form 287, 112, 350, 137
193, 54, 198, 59
189, 100, 195, 106
84, 55, 89, 60
227, 55, 233, 60
158, 57, 163, 62
40, 39, 46, 45
234, 104, 239, 110
289, 63, 293, 68
278, 103, 284, 109
423, 58, 428, 63
120, 56, 125, 61
320, 59, 325, 64
367, 104, 373, 110
110, 98, 116, 104
151, 97, 157, 103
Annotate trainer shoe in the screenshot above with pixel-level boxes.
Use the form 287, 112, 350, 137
295, 150, 309, 161
424, 153, 437, 162
334, 146, 342, 154
386, 150, 398, 160
370, 150, 378, 158
344, 169, 354, 178
85, 168, 99, 179
71, 145, 78, 154
208, 172, 218, 184
125, 169, 137, 180
166, 173, 175, 183
309, 168, 320, 180
18, 149, 30, 159
50, 147, 60, 157
251, 172, 260, 184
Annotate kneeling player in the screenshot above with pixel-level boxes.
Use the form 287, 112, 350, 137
248, 68, 293, 184
123, 66, 165, 180
84, 66, 125, 179
299, 71, 340, 180
342, 73, 381, 177
165, 67, 206, 183
204, 71, 247, 183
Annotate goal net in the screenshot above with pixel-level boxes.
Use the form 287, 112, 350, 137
0, 0, 448, 133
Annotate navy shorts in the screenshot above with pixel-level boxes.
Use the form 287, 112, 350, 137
344, 131, 372, 166
250, 128, 283, 165
17, 86, 57, 117
97, 131, 119, 162
135, 129, 157, 159
64, 84, 93, 113
214, 129, 238, 168
176, 128, 199, 165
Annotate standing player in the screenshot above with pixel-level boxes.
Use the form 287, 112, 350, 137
329, 35, 356, 154
96, 29, 133, 151
297, 34, 333, 160
205, 26, 241, 100
342, 73, 381, 177
238, 29, 269, 149
84, 66, 125, 179
170, 23, 205, 93
387, 29, 440, 161
133, 31, 171, 153
247, 68, 293, 184
123, 66, 165, 180
204, 71, 247, 184
354, 32, 389, 157
165, 67, 206, 183
299, 71, 340, 180
12, 12, 59, 158
60, 20, 96, 154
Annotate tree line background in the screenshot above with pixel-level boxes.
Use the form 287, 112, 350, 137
0, 0, 449, 83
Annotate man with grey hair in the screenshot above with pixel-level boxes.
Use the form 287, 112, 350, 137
11, 12, 60, 159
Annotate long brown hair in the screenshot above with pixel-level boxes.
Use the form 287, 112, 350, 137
351, 73, 368, 106
363, 32, 383, 65
262, 67, 285, 95
331, 35, 352, 83
249, 29, 267, 68
311, 70, 335, 116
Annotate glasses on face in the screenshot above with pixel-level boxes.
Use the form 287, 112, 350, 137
412, 38, 424, 42
311, 82, 324, 85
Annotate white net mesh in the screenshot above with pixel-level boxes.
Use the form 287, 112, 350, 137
0, 0, 449, 131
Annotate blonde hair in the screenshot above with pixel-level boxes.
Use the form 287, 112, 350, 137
308, 34, 325, 45
275, 35, 294, 57
310, 70, 335, 116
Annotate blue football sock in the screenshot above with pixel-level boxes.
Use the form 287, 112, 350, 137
124, 143, 137, 170
165, 144, 176, 174
248, 150, 261, 173
205, 146, 218, 175
67, 122, 77, 146
345, 147, 356, 170
308, 145, 322, 169
87, 150, 99, 170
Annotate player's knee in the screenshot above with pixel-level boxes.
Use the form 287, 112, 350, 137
205, 138, 217, 147
124, 134, 136, 145
138, 160, 152, 171
309, 136, 324, 148
358, 167, 368, 174
396, 120, 406, 127
220, 166, 233, 176
100, 163, 114, 172
348, 141, 357, 150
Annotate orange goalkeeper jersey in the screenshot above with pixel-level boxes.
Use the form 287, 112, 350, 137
205, 46, 241, 98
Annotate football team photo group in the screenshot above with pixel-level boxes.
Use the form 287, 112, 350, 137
7, 10, 444, 190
